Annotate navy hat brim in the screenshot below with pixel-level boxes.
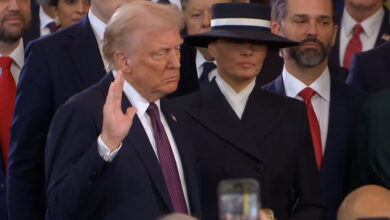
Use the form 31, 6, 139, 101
184, 28, 299, 48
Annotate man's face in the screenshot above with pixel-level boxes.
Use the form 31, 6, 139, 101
92, 0, 143, 24
125, 27, 183, 101
184, 0, 230, 35
208, 39, 267, 90
272, 0, 337, 67
0, 0, 31, 42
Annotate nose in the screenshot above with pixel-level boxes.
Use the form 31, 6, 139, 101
202, 10, 211, 29
168, 49, 181, 69
76, 0, 89, 14
9, 0, 21, 11
241, 43, 254, 56
306, 20, 318, 37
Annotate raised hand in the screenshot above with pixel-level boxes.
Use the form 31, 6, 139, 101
101, 70, 137, 151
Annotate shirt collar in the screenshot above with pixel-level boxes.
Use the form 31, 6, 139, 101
282, 66, 330, 102
215, 73, 256, 119
8, 40, 24, 69
88, 10, 106, 44
342, 7, 384, 38
39, 6, 56, 30
112, 70, 161, 118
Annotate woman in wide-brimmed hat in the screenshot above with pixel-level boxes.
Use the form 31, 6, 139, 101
175, 2, 327, 220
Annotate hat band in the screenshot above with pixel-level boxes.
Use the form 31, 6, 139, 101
211, 18, 271, 29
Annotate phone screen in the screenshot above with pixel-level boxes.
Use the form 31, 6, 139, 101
218, 178, 260, 220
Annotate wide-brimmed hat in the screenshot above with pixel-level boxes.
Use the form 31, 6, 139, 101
184, 3, 298, 48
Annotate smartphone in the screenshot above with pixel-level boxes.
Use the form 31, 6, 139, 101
218, 178, 260, 220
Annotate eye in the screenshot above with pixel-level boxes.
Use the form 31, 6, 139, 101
294, 19, 305, 24
191, 12, 203, 19
152, 49, 168, 60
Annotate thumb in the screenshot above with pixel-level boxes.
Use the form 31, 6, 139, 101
125, 107, 137, 122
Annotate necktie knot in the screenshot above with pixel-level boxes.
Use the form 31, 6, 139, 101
199, 61, 216, 88
146, 102, 160, 120
353, 24, 363, 37
0, 56, 13, 70
299, 87, 316, 104
46, 21, 60, 34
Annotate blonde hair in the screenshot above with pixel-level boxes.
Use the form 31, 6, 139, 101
103, 1, 184, 71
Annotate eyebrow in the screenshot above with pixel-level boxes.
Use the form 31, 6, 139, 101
293, 14, 331, 19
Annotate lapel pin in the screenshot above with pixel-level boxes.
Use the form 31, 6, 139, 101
381, 33, 390, 42
171, 114, 177, 122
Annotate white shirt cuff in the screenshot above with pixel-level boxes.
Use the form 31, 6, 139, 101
97, 135, 122, 162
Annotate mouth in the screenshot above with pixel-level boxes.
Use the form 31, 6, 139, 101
165, 74, 180, 83
239, 62, 255, 68
3, 16, 23, 25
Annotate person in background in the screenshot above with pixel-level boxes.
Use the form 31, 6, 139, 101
7, 0, 144, 219
264, 0, 368, 218
0, 0, 31, 219
337, 185, 390, 220
346, 41, 390, 93
39, 0, 91, 29
45, 2, 201, 218
329, 0, 390, 69
178, 3, 326, 220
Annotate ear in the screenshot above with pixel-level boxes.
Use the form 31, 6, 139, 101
114, 51, 132, 73
208, 41, 218, 58
330, 24, 339, 47
271, 21, 283, 36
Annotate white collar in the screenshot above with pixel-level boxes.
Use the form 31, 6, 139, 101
112, 70, 161, 118
215, 73, 256, 119
342, 7, 384, 38
39, 6, 56, 30
88, 10, 106, 44
282, 66, 330, 102
6, 40, 25, 69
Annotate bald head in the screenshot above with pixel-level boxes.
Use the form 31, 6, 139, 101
338, 185, 390, 220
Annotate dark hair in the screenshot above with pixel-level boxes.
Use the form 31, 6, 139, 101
271, 0, 336, 24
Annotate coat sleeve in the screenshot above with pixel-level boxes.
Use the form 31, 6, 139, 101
45, 100, 107, 219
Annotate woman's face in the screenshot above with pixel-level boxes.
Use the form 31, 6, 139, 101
56, 0, 90, 28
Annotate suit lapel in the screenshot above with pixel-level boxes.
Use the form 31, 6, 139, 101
241, 84, 289, 144
186, 81, 262, 162
66, 17, 106, 89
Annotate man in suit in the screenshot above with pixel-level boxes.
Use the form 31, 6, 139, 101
264, 0, 368, 219
8, 0, 143, 218
0, 0, 31, 218
346, 41, 390, 93
329, 0, 390, 69
179, 3, 326, 220
45, 2, 201, 219
23, 0, 57, 47
349, 88, 390, 190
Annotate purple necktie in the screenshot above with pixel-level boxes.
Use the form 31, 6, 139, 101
146, 103, 188, 214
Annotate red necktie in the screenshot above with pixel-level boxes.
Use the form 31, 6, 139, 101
0, 56, 15, 169
146, 103, 188, 213
299, 88, 323, 170
344, 24, 363, 69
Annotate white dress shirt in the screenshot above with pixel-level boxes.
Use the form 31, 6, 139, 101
215, 73, 256, 119
88, 10, 108, 69
339, 7, 384, 66
282, 67, 330, 152
39, 6, 57, 36
97, 71, 190, 211
195, 50, 218, 81
0, 40, 24, 85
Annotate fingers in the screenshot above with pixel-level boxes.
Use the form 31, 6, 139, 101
125, 107, 137, 124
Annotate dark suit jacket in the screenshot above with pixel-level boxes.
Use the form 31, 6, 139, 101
170, 45, 286, 98
349, 88, 390, 190
347, 42, 390, 93
329, 7, 390, 67
45, 73, 201, 219
8, 16, 106, 219
0, 153, 6, 220
23, 0, 40, 48
174, 81, 327, 220
263, 71, 368, 220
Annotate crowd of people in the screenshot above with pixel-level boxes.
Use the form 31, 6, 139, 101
0, 0, 390, 219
